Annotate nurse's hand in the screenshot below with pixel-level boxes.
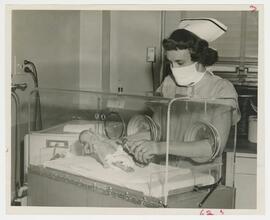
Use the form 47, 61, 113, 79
128, 140, 158, 164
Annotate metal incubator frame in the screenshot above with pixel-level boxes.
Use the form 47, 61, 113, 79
26, 88, 238, 208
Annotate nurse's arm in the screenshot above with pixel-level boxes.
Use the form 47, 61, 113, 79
155, 139, 213, 158
156, 108, 232, 158
129, 139, 213, 163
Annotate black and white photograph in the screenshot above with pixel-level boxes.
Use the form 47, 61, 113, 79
3, 2, 266, 216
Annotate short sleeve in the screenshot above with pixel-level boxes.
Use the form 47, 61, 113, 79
215, 79, 241, 125
156, 84, 162, 93
156, 76, 176, 98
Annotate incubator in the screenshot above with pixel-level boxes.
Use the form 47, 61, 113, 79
25, 89, 237, 208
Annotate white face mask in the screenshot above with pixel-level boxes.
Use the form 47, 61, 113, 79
170, 62, 205, 86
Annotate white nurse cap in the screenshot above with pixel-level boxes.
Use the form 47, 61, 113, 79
178, 18, 227, 42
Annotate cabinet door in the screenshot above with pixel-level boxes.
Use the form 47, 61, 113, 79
235, 173, 257, 209
234, 154, 257, 209
225, 153, 257, 209
245, 11, 258, 60
165, 11, 258, 61
181, 11, 242, 59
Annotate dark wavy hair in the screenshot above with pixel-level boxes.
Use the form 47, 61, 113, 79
163, 29, 218, 66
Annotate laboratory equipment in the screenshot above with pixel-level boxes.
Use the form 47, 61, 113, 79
11, 83, 27, 202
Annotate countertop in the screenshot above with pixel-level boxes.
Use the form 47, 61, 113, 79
224, 135, 257, 154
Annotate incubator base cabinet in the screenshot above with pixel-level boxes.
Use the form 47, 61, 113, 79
25, 89, 238, 208
27, 166, 234, 208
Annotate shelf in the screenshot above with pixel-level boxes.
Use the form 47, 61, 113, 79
224, 136, 257, 154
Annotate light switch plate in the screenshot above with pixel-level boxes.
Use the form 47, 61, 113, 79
146, 47, 155, 62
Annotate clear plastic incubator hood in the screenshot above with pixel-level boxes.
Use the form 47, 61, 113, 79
24, 88, 237, 208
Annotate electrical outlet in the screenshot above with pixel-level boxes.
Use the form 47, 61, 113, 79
146, 47, 156, 62
13, 56, 24, 75
16, 63, 24, 74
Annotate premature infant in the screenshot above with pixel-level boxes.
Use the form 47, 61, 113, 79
78, 130, 136, 172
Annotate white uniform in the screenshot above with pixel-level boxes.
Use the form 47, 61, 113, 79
153, 71, 240, 143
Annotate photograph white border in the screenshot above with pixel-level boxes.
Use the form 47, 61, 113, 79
1, 0, 268, 217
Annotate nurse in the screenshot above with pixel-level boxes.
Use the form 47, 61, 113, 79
128, 18, 241, 164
